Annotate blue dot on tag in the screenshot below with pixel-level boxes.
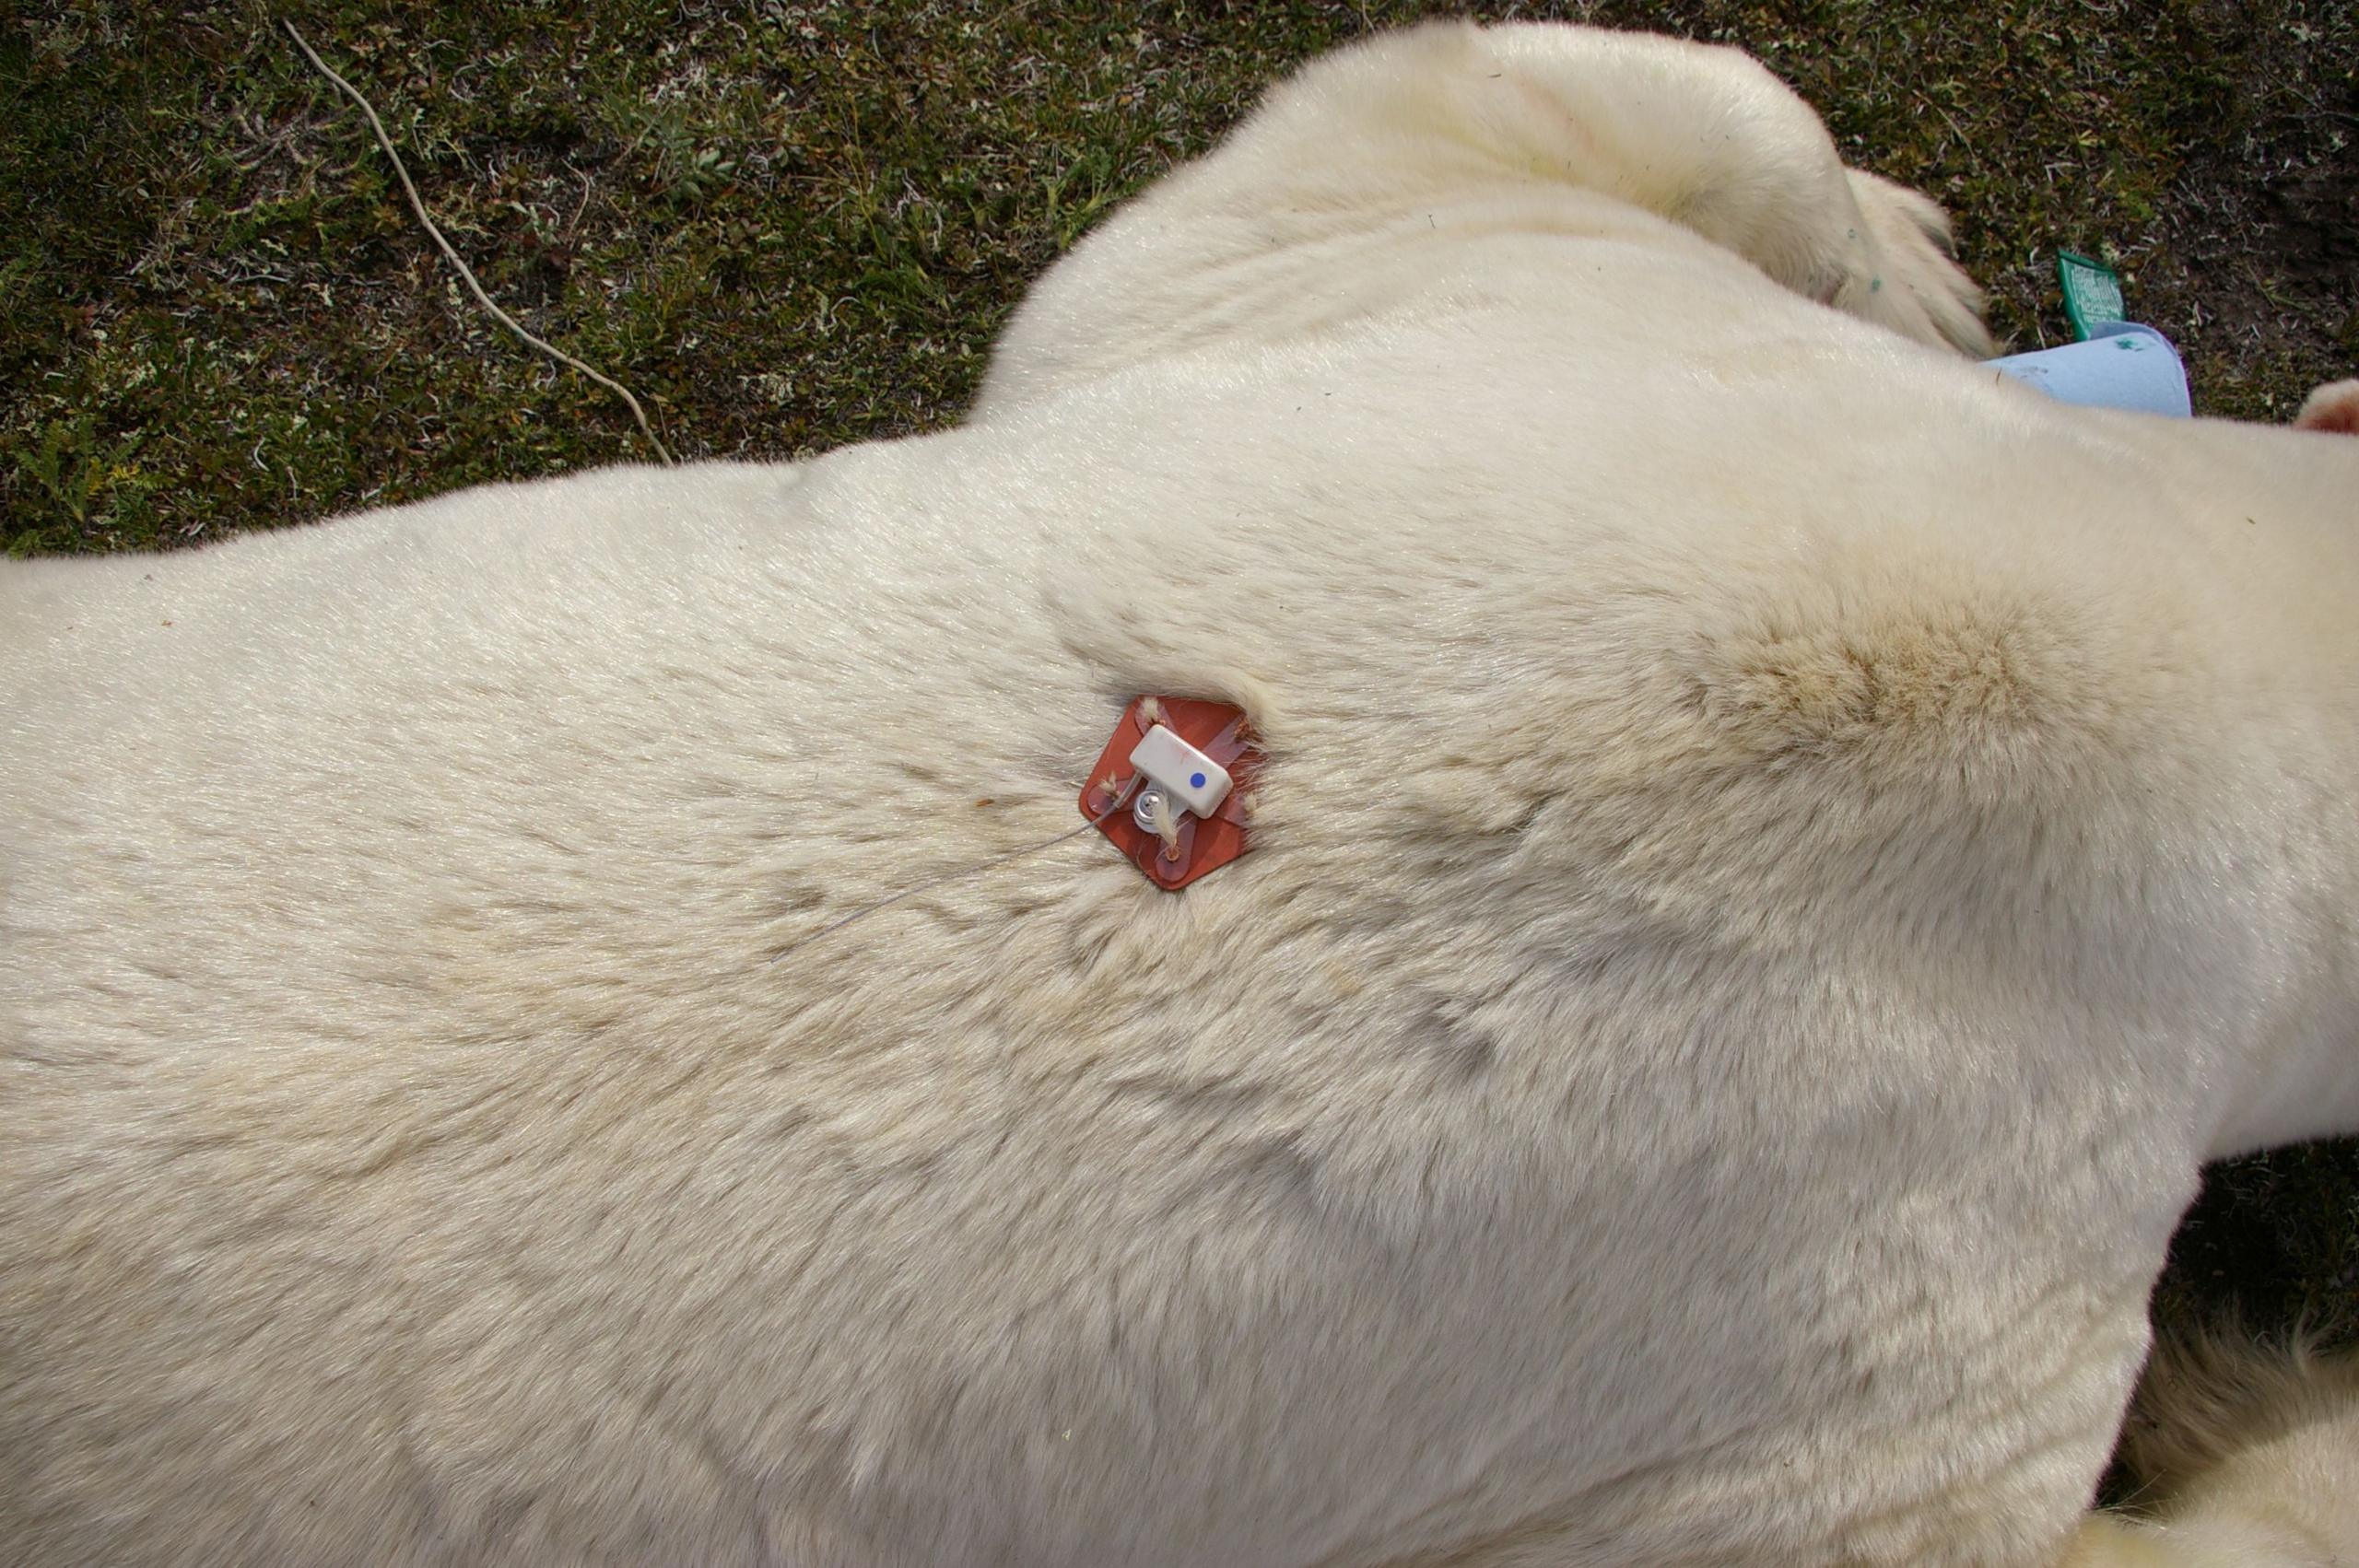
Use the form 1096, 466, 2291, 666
1191, 772, 1206, 789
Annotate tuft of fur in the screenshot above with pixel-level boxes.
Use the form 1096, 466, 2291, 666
1840, 168, 1995, 357
2294, 378, 2359, 435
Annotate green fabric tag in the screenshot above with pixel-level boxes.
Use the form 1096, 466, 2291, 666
2058, 251, 2127, 340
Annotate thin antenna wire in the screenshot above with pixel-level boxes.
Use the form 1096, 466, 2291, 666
282, 20, 677, 465
769, 779, 1136, 963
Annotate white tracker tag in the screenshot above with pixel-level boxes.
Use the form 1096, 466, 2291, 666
1127, 724, 1233, 818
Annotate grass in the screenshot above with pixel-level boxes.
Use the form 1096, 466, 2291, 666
4, 0, 2355, 1337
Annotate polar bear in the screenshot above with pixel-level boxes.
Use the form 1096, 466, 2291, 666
4, 18, 2356, 1568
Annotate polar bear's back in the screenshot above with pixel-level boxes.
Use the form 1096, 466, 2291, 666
5, 314, 2355, 1565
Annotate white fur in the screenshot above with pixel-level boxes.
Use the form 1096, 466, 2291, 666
2060, 1333, 2359, 1567
5, 20, 2357, 1567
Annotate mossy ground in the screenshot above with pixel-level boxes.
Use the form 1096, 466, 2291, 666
5, 1, 2354, 1339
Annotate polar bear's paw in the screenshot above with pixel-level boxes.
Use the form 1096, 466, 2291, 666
1836, 169, 1996, 359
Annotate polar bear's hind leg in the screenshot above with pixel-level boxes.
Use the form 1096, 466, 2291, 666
2059, 1330, 2359, 1566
